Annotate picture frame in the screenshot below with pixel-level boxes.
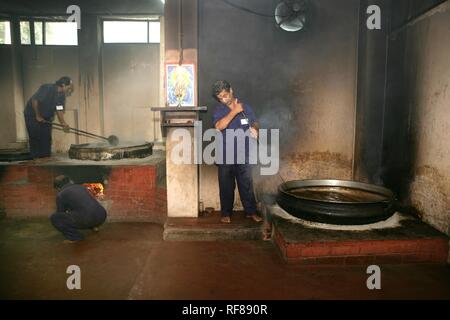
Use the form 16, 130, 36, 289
165, 63, 196, 107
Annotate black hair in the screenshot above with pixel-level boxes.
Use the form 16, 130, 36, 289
55, 76, 72, 87
212, 80, 231, 102
54, 175, 71, 190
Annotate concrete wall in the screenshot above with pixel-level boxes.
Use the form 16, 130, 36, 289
102, 44, 160, 143
0, 47, 18, 147
20, 46, 85, 151
15, 41, 161, 151
0, 1, 164, 151
383, 0, 450, 235
0, 16, 27, 149
404, 3, 450, 236
198, 0, 360, 209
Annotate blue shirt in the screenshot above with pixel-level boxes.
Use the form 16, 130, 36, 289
212, 101, 257, 165
57, 183, 106, 216
24, 84, 66, 120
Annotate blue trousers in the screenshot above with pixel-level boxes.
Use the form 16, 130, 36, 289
50, 208, 106, 241
218, 164, 257, 217
24, 116, 52, 158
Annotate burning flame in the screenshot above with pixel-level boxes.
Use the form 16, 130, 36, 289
83, 183, 104, 200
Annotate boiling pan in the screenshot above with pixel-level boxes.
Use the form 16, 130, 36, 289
276, 179, 396, 225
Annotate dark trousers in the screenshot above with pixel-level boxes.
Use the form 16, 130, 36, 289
50, 208, 107, 241
25, 116, 52, 158
218, 164, 257, 217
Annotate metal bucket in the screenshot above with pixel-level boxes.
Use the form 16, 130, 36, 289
276, 179, 396, 225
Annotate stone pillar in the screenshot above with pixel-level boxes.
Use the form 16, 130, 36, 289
166, 127, 198, 217
11, 16, 27, 144
77, 13, 103, 143
164, 0, 199, 218
354, 0, 390, 184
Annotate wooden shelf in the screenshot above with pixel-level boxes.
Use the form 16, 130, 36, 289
151, 107, 207, 136
161, 123, 196, 128
151, 106, 208, 112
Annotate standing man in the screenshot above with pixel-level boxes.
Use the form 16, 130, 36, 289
24, 76, 73, 160
51, 175, 107, 243
212, 80, 263, 224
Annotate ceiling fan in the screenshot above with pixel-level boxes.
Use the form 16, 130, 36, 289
275, 0, 308, 32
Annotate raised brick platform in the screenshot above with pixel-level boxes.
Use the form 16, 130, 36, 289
270, 209, 449, 265
0, 152, 167, 224
164, 211, 264, 241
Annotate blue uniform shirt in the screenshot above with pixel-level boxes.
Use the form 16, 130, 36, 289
212, 101, 257, 165
57, 183, 106, 215
24, 84, 66, 120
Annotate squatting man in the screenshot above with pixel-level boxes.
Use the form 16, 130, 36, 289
51, 175, 107, 243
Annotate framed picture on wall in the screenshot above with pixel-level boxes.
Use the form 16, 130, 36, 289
166, 63, 196, 107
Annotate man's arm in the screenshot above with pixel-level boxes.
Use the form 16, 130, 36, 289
56, 111, 69, 129
32, 99, 45, 123
245, 104, 259, 139
215, 110, 239, 131
250, 122, 259, 140
214, 100, 244, 131
56, 194, 65, 213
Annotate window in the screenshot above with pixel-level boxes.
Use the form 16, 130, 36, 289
45, 22, 77, 45
148, 21, 160, 43
0, 21, 11, 44
34, 21, 43, 45
19, 20, 77, 45
104, 21, 147, 43
20, 21, 31, 44
103, 20, 160, 44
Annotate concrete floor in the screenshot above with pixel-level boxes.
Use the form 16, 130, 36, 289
0, 218, 449, 300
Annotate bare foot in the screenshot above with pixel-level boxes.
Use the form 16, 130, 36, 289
246, 214, 263, 223
262, 228, 272, 241
63, 239, 80, 244
221, 216, 231, 224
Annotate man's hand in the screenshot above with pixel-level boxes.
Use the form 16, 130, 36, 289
214, 99, 244, 131
231, 99, 244, 115
250, 126, 259, 139
63, 125, 70, 133
61, 122, 70, 133
32, 99, 45, 123
56, 111, 69, 131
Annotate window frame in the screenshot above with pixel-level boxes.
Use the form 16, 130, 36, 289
43, 20, 78, 46
101, 18, 161, 45
0, 19, 12, 45
19, 17, 78, 46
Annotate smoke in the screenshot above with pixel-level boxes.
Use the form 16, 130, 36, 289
258, 97, 293, 129
257, 97, 298, 155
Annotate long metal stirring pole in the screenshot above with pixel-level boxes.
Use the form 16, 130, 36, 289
47, 121, 110, 142
242, 112, 286, 184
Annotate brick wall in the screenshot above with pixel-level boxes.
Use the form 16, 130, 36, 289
273, 227, 449, 265
104, 166, 167, 224
0, 164, 167, 224
0, 166, 55, 217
